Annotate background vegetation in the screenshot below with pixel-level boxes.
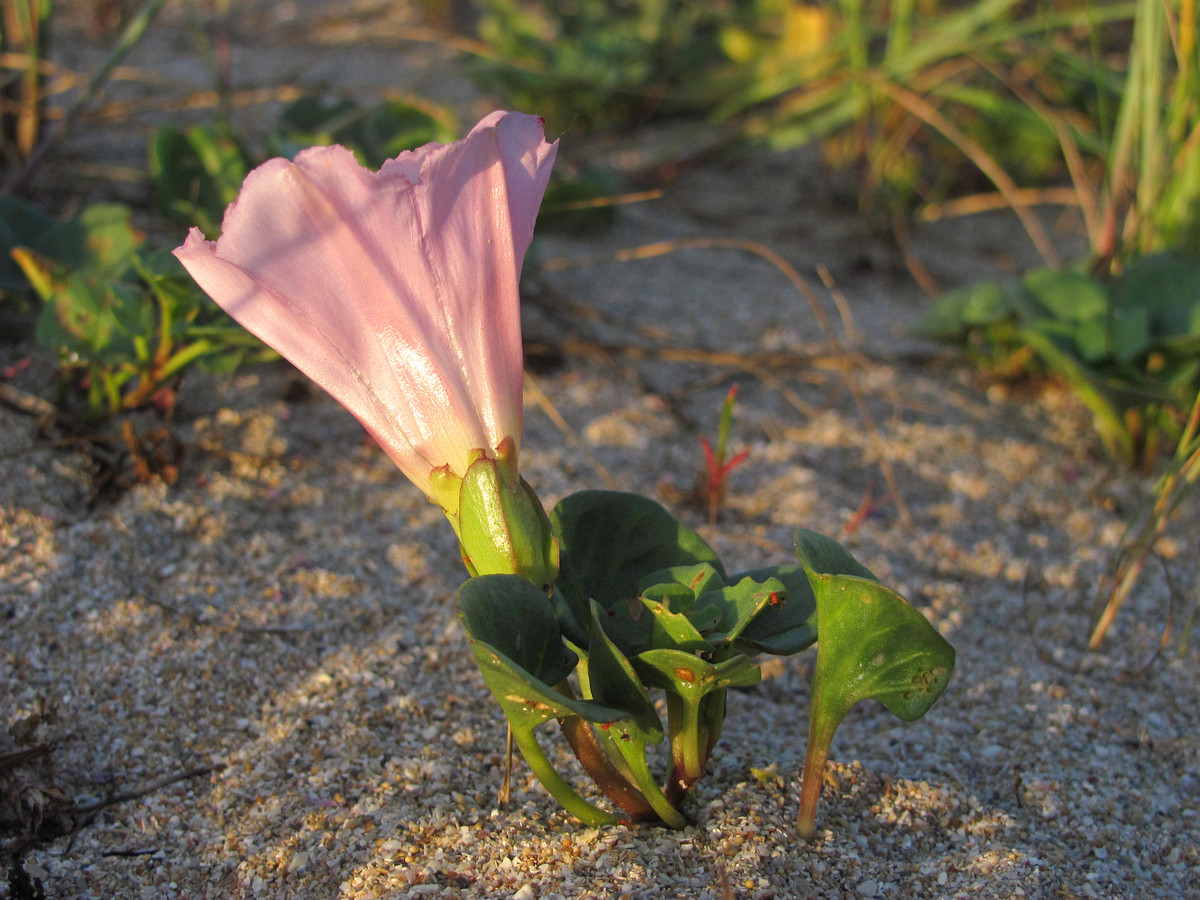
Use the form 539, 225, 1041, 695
1, 0, 1196, 644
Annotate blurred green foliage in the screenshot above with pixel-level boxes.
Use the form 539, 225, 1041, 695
1, 197, 265, 419
470, 0, 744, 130
149, 125, 252, 238
916, 254, 1200, 467
150, 96, 459, 240
467, 0, 1131, 214
267, 95, 458, 169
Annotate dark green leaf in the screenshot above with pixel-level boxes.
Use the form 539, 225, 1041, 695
642, 599, 713, 653
695, 575, 787, 645
807, 570, 955, 724
583, 601, 663, 742
1112, 252, 1200, 342
551, 490, 725, 648
638, 563, 724, 611
1022, 267, 1107, 324
793, 530, 879, 582
794, 543, 955, 840
634, 648, 761, 701
458, 574, 577, 687
269, 95, 457, 169
728, 564, 818, 655
911, 281, 1013, 339
149, 125, 251, 236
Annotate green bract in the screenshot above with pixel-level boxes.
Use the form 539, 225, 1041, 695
455, 439, 560, 590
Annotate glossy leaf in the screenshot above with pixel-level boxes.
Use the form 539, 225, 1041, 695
728, 564, 819, 655
793, 533, 955, 838
695, 575, 788, 645
642, 598, 713, 653
459, 575, 628, 825
577, 601, 686, 827
793, 529, 880, 582
584, 601, 663, 743
458, 574, 578, 689
634, 648, 761, 702
639, 562, 725, 611
551, 490, 725, 648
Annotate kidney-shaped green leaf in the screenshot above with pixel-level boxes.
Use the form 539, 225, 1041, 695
551, 491, 725, 646
808, 572, 955, 724
794, 529, 880, 582
458, 574, 578, 687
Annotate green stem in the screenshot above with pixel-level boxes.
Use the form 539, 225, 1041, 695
667, 692, 706, 785
797, 708, 839, 840
508, 727, 620, 827
611, 740, 688, 829
557, 713, 656, 820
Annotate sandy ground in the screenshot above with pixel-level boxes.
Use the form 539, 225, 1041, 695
3, 2, 1199, 898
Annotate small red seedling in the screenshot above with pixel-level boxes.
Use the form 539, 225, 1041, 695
700, 384, 749, 525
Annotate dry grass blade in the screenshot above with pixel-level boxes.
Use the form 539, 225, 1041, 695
5, 0, 169, 191
871, 77, 1061, 266
917, 187, 1083, 222
1089, 390, 1200, 648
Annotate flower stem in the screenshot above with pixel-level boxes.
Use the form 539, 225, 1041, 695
508, 727, 621, 827
667, 692, 706, 785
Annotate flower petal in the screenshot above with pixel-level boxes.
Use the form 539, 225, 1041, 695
175, 112, 558, 496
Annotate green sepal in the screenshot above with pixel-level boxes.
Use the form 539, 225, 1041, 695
551, 491, 725, 650
457, 439, 560, 590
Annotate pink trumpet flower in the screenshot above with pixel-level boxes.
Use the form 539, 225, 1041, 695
174, 111, 558, 506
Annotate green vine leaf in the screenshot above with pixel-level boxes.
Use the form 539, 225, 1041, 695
642, 598, 714, 653
792, 532, 955, 839
727, 564, 818, 655
695, 575, 788, 646
578, 601, 687, 827
458, 576, 625, 732
584, 601, 663, 743
639, 563, 725, 611
459, 574, 578, 688
634, 648, 761, 703
793, 529, 880, 582
551, 491, 725, 649
458, 575, 629, 825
